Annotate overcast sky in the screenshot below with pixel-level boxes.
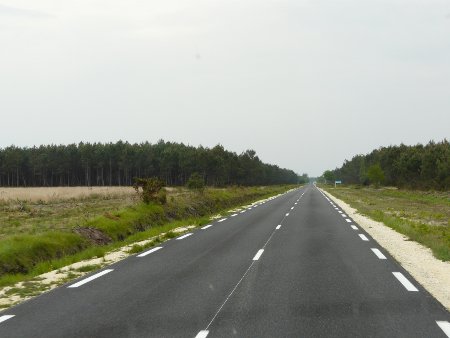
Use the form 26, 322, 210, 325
1, 0, 449, 176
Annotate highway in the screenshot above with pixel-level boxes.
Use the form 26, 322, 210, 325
0, 185, 449, 337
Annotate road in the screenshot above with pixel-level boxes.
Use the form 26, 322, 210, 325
0, 185, 449, 337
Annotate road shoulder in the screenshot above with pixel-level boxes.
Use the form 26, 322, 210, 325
320, 188, 450, 311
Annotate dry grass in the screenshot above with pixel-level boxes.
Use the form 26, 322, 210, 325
0, 186, 135, 203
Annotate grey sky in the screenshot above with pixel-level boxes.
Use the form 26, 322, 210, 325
1, 0, 449, 176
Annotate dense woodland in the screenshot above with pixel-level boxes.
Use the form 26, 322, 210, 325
0, 141, 301, 187
322, 140, 450, 190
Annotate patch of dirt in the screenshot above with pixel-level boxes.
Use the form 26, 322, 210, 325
73, 227, 112, 245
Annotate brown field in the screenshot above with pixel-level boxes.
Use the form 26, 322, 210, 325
0, 186, 135, 203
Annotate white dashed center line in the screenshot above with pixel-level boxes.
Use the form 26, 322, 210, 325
253, 249, 264, 261
195, 330, 210, 338
201, 224, 213, 230
0, 315, 15, 324
392, 272, 419, 291
137, 246, 162, 257
276, 224, 281, 230
286, 213, 290, 216
436, 321, 450, 337
359, 234, 369, 241
291, 207, 294, 210
176, 233, 193, 240
68, 269, 113, 288
371, 248, 387, 259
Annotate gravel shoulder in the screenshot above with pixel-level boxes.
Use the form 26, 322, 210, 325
321, 188, 450, 311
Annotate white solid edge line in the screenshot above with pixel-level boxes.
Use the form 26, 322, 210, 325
371, 248, 387, 259
351, 225, 358, 230
392, 272, 419, 291
276, 224, 281, 230
436, 321, 450, 337
201, 224, 213, 230
176, 233, 193, 240
0, 315, 15, 324
253, 249, 264, 261
195, 330, 210, 338
68, 269, 114, 288
137, 246, 163, 257
359, 234, 369, 241
218, 218, 227, 222
345, 219, 352, 223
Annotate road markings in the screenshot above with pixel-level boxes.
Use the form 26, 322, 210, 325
231, 213, 238, 217
437, 321, 450, 337
338, 211, 343, 213
68, 269, 113, 288
240, 210, 246, 214
176, 233, 193, 240
286, 213, 290, 216
276, 224, 281, 230
371, 248, 387, 259
218, 218, 227, 223
291, 207, 294, 210
351, 225, 358, 230
334, 207, 339, 210
253, 249, 264, 261
345, 219, 352, 223
295, 202, 298, 205
341, 214, 347, 217
392, 272, 419, 291
359, 234, 369, 241
201, 224, 213, 230
195, 330, 209, 338
137, 246, 163, 257
0, 315, 15, 324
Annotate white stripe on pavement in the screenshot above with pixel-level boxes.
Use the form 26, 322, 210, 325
176, 233, 193, 240
195, 330, 209, 338
0, 315, 15, 324
345, 219, 352, 223
231, 214, 238, 217
436, 321, 450, 337
68, 269, 113, 288
218, 218, 227, 222
351, 225, 358, 230
371, 248, 387, 259
276, 224, 281, 230
137, 246, 163, 257
392, 272, 419, 291
201, 224, 213, 230
253, 249, 264, 261
286, 213, 290, 216
359, 234, 369, 241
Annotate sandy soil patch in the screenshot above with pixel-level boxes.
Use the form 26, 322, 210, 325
321, 188, 450, 311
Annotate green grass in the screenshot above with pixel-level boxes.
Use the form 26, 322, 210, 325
321, 185, 450, 261
0, 185, 296, 288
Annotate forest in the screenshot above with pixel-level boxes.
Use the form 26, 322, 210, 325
322, 140, 449, 190
0, 140, 301, 187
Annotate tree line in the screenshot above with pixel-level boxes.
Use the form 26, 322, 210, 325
0, 140, 301, 187
322, 140, 449, 190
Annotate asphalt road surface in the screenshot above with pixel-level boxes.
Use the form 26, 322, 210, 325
1, 185, 449, 337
